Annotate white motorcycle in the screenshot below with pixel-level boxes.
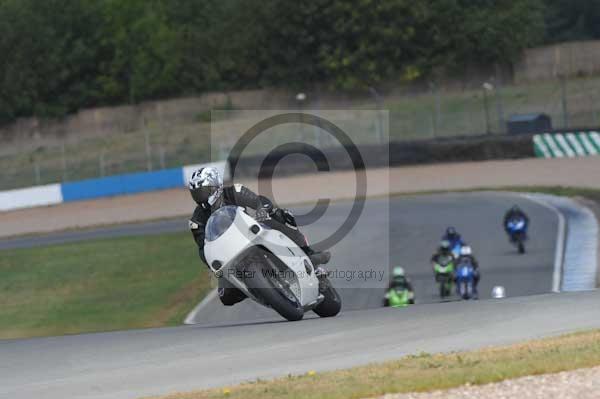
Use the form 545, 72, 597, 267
204, 205, 342, 321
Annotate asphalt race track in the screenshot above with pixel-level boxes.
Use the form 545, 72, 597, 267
191, 192, 558, 324
3, 192, 591, 399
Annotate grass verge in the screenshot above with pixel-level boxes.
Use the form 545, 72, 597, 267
149, 329, 600, 399
0, 232, 210, 339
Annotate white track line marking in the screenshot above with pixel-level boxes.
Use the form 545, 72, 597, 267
521, 194, 566, 292
184, 289, 217, 325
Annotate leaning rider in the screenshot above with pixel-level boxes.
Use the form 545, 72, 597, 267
188, 166, 330, 306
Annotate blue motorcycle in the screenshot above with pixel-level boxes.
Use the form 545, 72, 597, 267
455, 261, 477, 300
506, 217, 527, 254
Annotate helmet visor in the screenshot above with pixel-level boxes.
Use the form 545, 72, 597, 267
191, 186, 218, 205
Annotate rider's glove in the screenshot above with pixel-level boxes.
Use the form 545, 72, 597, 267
273, 208, 297, 227
255, 207, 271, 222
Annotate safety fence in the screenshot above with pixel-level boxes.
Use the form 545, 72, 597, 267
5, 72, 600, 192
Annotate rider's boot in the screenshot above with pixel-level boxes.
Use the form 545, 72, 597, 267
314, 265, 330, 293
301, 246, 330, 293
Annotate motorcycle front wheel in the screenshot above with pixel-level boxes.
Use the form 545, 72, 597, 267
460, 282, 469, 300
244, 250, 304, 321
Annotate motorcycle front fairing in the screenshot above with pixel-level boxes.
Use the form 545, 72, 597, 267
506, 218, 528, 244
203, 206, 320, 307
507, 218, 527, 232
455, 263, 475, 283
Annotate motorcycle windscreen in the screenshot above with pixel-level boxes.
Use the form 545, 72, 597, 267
205, 206, 238, 242
507, 218, 526, 230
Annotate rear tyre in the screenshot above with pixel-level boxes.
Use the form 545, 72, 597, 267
314, 278, 341, 317
244, 251, 304, 322
518, 241, 525, 254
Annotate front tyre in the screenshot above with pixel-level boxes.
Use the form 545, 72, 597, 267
438, 274, 451, 298
439, 281, 448, 298
313, 278, 341, 317
244, 251, 304, 322
459, 281, 469, 300
518, 241, 525, 254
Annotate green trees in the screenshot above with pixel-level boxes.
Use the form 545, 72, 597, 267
287, 0, 429, 89
423, 0, 544, 71
97, 0, 180, 103
0, 0, 582, 124
0, 0, 106, 122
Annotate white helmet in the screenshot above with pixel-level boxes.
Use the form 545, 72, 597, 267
460, 245, 472, 256
392, 266, 405, 278
188, 167, 223, 207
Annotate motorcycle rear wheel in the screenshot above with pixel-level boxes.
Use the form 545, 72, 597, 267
313, 277, 341, 317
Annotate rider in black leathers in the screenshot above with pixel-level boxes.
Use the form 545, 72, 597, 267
188, 166, 330, 306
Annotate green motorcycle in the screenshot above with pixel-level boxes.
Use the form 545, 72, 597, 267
384, 287, 414, 307
384, 266, 415, 307
433, 255, 455, 299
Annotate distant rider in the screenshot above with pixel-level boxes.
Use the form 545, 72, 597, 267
188, 166, 330, 306
503, 205, 529, 233
455, 245, 480, 298
431, 240, 454, 266
442, 226, 464, 250
388, 267, 414, 292
384, 266, 415, 305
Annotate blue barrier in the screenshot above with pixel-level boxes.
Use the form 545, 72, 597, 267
61, 167, 184, 202
0, 161, 227, 211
